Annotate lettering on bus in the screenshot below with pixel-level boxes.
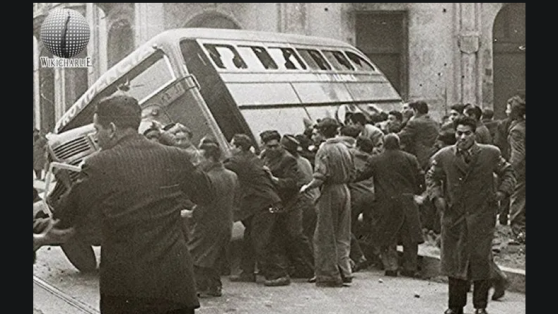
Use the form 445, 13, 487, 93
56, 46, 156, 132
315, 73, 358, 82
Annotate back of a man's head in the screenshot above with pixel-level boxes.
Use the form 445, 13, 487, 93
95, 95, 142, 130
383, 133, 401, 150
340, 124, 361, 139
356, 136, 374, 154
464, 106, 483, 121
409, 101, 429, 114
481, 108, 494, 120
317, 118, 339, 138
232, 133, 253, 151
349, 112, 367, 126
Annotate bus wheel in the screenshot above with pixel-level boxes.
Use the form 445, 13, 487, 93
60, 238, 97, 273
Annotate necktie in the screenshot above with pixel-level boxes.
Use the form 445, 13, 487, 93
458, 149, 471, 164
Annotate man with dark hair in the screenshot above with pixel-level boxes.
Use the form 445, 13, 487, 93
348, 112, 384, 154
300, 118, 355, 287
506, 96, 526, 243
53, 94, 215, 314
464, 106, 492, 144
397, 100, 439, 170
426, 116, 516, 314
386, 110, 403, 133
355, 133, 424, 278
259, 130, 314, 283
187, 139, 239, 298
224, 133, 286, 286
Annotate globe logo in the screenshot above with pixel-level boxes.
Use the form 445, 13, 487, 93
40, 9, 90, 59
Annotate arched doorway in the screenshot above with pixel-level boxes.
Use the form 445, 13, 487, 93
108, 20, 134, 68
185, 13, 241, 29
492, 3, 525, 119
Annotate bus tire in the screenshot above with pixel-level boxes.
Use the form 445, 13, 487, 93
60, 238, 97, 273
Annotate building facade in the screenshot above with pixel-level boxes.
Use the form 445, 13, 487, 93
33, 3, 525, 132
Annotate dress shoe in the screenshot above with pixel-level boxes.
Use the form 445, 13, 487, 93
474, 308, 489, 314
444, 308, 464, 314
229, 272, 256, 282
384, 270, 398, 277
264, 276, 291, 286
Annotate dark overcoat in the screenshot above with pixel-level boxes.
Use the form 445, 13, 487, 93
55, 133, 215, 311
356, 149, 424, 246
188, 162, 239, 268
398, 115, 440, 169
426, 143, 516, 280
224, 150, 282, 221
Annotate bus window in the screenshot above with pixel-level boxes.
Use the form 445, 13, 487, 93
267, 47, 307, 70
203, 44, 248, 70
236, 45, 278, 70
123, 55, 175, 102
345, 51, 376, 72
322, 50, 355, 71
296, 49, 332, 71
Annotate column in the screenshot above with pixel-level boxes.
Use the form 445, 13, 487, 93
87, 3, 108, 86
277, 3, 308, 35
53, 66, 66, 122
134, 3, 165, 47
455, 3, 481, 106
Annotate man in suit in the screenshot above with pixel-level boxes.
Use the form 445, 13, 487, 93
54, 95, 215, 314
355, 133, 424, 278
348, 112, 384, 154
260, 130, 314, 282
224, 134, 285, 285
506, 96, 526, 243
426, 116, 516, 314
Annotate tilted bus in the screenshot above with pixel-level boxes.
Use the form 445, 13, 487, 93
38, 28, 403, 271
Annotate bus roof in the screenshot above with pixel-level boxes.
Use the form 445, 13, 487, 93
149, 28, 356, 49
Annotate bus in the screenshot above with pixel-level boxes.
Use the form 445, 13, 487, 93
40, 28, 403, 271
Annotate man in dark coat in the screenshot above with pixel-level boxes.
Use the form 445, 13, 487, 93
426, 116, 516, 314
259, 131, 315, 282
187, 138, 239, 298
224, 134, 285, 285
53, 95, 215, 314
355, 133, 424, 277
397, 100, 440, 170
506, 96, 526, 243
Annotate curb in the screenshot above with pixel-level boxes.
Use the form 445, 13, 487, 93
412, 245, 525, 293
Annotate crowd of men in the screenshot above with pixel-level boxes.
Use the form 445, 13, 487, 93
33, 93, 526, 314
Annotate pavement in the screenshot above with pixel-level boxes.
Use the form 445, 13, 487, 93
33, 174, 525, 314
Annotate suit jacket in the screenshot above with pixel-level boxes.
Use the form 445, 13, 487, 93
398, 114, 440, 169
55, 133, 214, 309
475, 122, 493, 145
262, 150, 301, 210
224, 150, 282, 221
188, 162, 239, 267
426, 143, 515, 280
